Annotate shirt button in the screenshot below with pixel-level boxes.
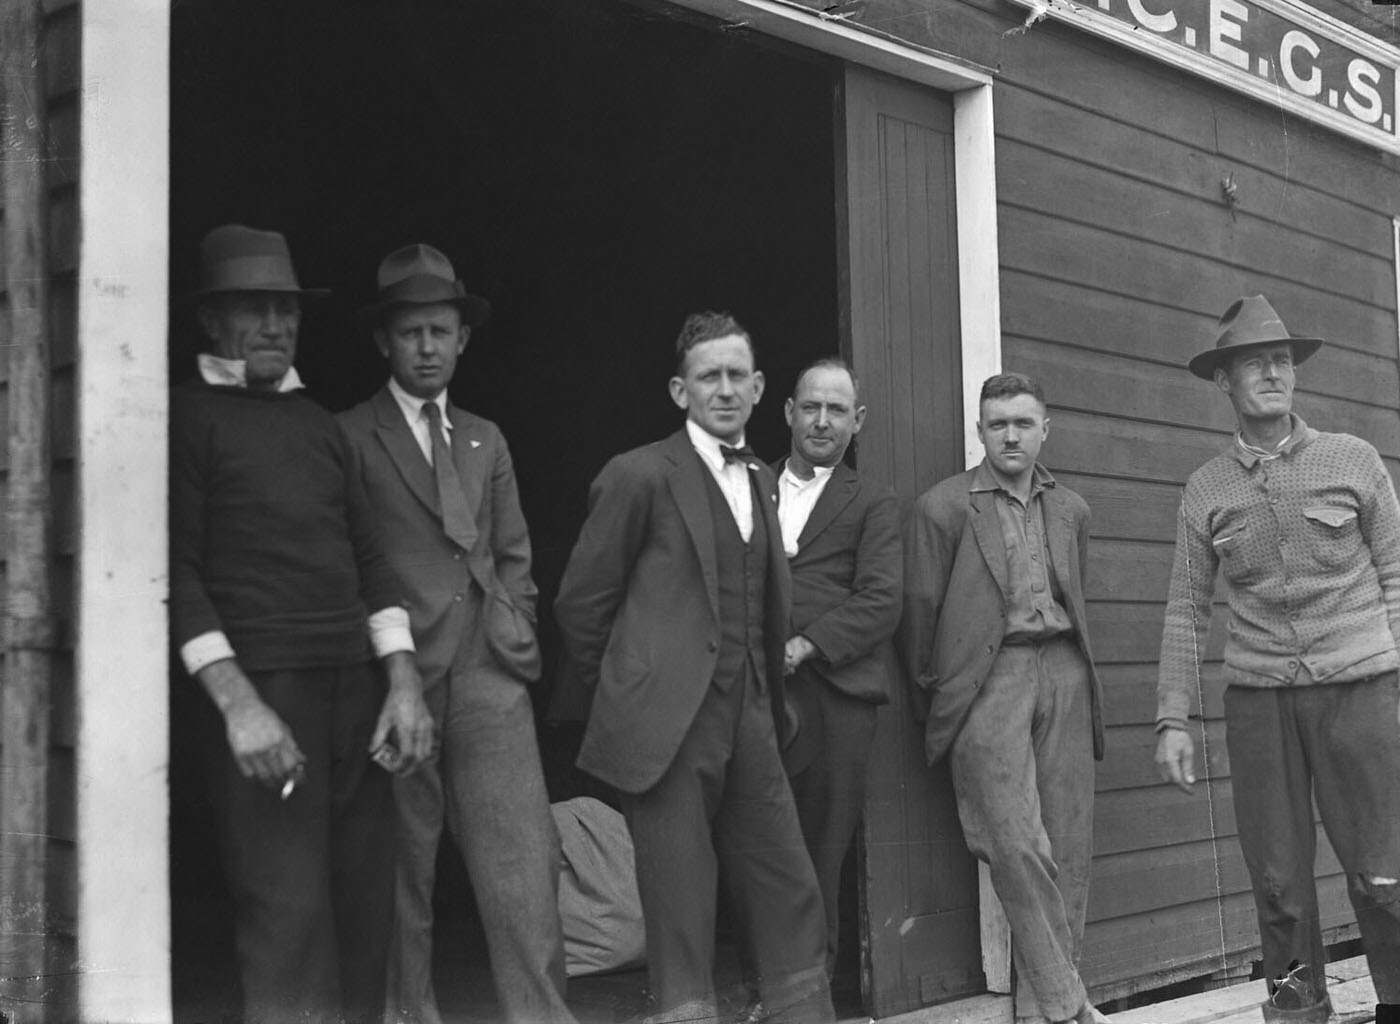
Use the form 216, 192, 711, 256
452, 592, 464, 603
985, 645, 995, 655
707, 641, 718, 653
1287, 659, 1298, 669
453, 551, 463, 561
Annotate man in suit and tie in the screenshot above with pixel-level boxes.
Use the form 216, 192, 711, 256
898, 372, 1107, 1024
338, 244, 574, 1024
555, 311, 834, 1024
773, 357, 902, 978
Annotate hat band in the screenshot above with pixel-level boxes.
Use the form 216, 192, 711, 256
376, 274, 467, 307
200, 255, 305, 293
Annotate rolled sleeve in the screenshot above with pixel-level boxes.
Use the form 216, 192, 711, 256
368, 605, 415, 658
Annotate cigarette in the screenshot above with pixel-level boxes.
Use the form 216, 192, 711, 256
280, 776, 297, 800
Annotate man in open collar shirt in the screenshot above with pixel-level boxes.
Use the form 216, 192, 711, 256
1155, 295, 1400, 1024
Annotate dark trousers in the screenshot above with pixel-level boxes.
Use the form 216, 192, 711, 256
950, 637, 1094, 1023
622, 667, 835, 1024
785, 667, 878, 974
1226, 674, 1400, 1005
386, 598, 571, 1024
208, 664, 395, 1024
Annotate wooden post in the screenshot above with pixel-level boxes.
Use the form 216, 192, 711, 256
0, 2, 55, 1022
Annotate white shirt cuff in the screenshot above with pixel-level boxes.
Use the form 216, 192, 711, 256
181, 631, 237, 676
369, 606, 416, 658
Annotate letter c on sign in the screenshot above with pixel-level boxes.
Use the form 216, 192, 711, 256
1127, 0, 1177, 33
1344, 58, 1384, 124
1209, 0, 1250, 70
1279, 30, 1321, 97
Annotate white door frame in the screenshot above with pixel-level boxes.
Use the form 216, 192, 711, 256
75, 2, 172, 1020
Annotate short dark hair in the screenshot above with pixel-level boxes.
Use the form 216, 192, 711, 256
979, 371, 1046, 410
793, 356, 860, 402
674, 311, 754, 376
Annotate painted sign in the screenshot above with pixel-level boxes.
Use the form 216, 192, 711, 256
1007, 0, 1400, 153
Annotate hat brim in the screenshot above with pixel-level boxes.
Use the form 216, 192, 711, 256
357, 293, 492, 330
1188, 336, 1324, 380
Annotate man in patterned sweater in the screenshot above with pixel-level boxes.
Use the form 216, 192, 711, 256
1155, 295, 1400, 1024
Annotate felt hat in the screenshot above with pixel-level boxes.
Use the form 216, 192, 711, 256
358, 243, 491, 328
191, 224, 329, 299
1187, 295, 1323, 380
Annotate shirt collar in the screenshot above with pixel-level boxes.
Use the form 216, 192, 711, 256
387, 376, 451, 431
686, 417, 746, 472
1229, 414, 1315, 468
780, 458, 834, 490
969, 457, 1056, 497
198, 353, 304, 393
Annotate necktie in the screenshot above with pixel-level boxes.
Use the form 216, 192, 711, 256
422, 402, 479, 551
720, 444, 755, 466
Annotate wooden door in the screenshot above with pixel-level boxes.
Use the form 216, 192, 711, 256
837, 64, 981, 1018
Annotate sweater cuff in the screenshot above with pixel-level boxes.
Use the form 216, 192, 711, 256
368, 606, 415, 658
181, 631, 236, 676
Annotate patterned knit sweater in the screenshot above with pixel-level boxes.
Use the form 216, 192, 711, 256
1156, 416, 1400, 729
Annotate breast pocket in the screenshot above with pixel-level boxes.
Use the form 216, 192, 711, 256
1302, 506, 1360, 569
1212, 529, 1256, 584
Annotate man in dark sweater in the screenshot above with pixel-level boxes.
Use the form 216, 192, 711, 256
170, 225, 435, 1024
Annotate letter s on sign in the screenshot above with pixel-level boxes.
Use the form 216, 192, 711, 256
1209, 0, 1250, 70
1127, 0, 1177, 33
1343, 59, 1384, 125
1279, 31, 1321, 98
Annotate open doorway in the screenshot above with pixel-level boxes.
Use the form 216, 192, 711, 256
168, 0, 856, 1017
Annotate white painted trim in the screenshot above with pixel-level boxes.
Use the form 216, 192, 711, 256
75, 2, 173, 1021
666, 0, 994, 91
1003, 0, 1400, 155
953, 84, 1002, 472
1393, 218, 1400, 385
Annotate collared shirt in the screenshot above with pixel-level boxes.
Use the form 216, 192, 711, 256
777, 459, 835, 558
969, 460, 1073, 642
686, 418, 754, 542
1157, 414, 1400, 730
179, 356, 414, 675
385, 376, 452, 465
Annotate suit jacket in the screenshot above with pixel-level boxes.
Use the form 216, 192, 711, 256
897, 463, 1104, 764
775, 459, 903, 705
555, 427, 792, 795
338, 386, 541, 684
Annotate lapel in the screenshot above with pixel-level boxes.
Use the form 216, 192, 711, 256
662, 429, 720, 618
795, 462, 858, 551
1040, 481, 1075, 597
371, 386, 440, 519
967, 486, 1012, 601
447, 403, 486, 519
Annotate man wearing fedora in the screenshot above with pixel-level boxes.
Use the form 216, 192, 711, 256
338, 244, 573, 1024
898, 372, 1106, 1024
1156, 295, 1400, 1024
171, 224, 436, 1024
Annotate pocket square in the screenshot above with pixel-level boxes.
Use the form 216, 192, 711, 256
470, 439, 482, 449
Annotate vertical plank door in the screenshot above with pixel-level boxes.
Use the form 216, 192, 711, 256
837, 64, 982, 1018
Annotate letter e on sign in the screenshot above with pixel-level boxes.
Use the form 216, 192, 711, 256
1210, 0, 1250, 70
1344, 59, 1384, 124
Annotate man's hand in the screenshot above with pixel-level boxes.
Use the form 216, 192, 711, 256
1154, 726, 1197, 794
784, 635, 819, 676
196, 658, 305, 789
372, 651, 435, 775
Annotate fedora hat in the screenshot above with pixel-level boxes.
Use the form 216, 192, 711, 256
191, 224, 329, 299
1187, 295, 1324, 380
358, 243, 491, 328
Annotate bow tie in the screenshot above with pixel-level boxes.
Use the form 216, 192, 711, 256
720, 444, 756, 466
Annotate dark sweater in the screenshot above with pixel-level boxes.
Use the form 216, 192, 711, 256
170, 380, 403, 671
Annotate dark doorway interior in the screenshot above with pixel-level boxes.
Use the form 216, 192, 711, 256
169, 1, 849, 1019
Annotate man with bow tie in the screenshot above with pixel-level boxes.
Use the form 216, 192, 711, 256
555, 312, 834, 1024
338, 244, 573, 1024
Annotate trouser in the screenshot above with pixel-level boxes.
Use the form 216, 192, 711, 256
1225, 674, 1400, 1007
209, 663, 395, 1024
622, 665, 836, 1024
386, 600, 572, 1024
785, 666, 879, 975
949, 636, 1094, 1024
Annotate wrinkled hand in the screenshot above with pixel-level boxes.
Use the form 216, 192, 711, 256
225, 695, 305, 789
1154, 727, 1197, 794
372, 653, 436, 775
784, 635, 818, 676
